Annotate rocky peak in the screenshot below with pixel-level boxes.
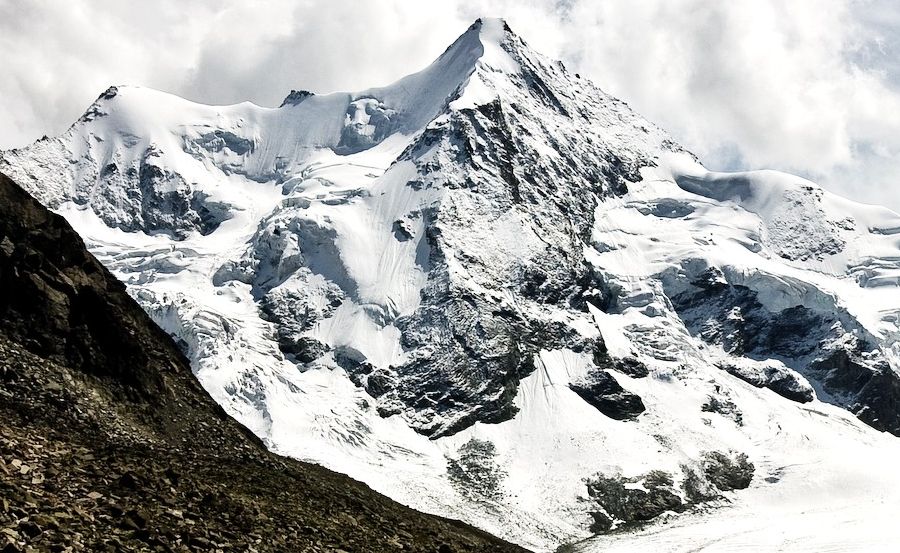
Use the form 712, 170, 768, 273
280, 89, 314, 107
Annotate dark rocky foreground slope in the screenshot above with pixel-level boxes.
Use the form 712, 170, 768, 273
0, 171, 526, 553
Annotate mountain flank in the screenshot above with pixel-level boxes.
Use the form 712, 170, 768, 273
0, 171, 526, 552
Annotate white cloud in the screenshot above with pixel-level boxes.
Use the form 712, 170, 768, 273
1, 0, 898, 210
534, 0, 900, 209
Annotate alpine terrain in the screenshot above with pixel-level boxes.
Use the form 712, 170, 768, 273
3, 18, 900, 551
0, 172, 526, 552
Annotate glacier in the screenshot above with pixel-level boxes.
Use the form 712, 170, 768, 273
3, 17, 900, 551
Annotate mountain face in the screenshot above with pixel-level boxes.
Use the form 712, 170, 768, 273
0, 171, 525, 552
4, 17, 900, 551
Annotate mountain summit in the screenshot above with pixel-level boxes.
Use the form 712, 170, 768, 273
3, 18, 900, 551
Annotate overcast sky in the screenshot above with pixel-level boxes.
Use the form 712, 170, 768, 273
1, 0, 898, 210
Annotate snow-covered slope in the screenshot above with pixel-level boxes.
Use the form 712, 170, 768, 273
4, 18, 900, 551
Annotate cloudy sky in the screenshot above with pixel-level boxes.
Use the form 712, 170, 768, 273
2, 0, 898, 210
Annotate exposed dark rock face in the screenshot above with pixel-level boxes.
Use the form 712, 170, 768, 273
336, 98, 398, 155
810, 350, 900, 436
79, 147, 229, 239
446, 438, 507, 502
702, 392, 744, 426
587, 471, 685, 533
586, 450, 754, 533
593, 339, 650, 378
668, 265, 900, 436
78, 86, 118, 123
716, 361, 814, 404
334, 346, 396, 399
569, 369, 645, 420
636, 198, 695, 219
611, 357, 650, 378
282, 336, 330, 364
0, 172, 525, 553
701, 451, 754, 492
280, 89, 315, 107
392, 219, 415, 241
391, 293, 547, 436
194, 129, 255, 155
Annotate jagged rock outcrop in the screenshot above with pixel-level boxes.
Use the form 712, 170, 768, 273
569, 369, 645, 420
586, 451, 754, 533
667, 264, 900, 433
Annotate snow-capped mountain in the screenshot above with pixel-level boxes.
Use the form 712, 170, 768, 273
4, 18, 900, 551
